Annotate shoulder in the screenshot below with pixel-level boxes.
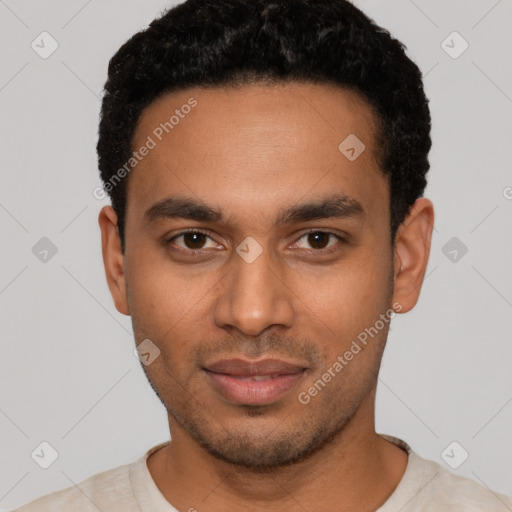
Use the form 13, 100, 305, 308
12, 460, 135, 511
379, 435, 512, 511
418, 456, 512, 510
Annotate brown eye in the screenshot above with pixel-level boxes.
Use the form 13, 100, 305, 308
182, 232, 207, 249
169, 231, 219, 251
307, 232, 330, 249
294, 231, 342, 251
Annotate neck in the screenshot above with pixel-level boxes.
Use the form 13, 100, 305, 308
147, 389, 408, 512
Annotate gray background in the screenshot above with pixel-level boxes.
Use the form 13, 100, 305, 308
1, 0, 511, 509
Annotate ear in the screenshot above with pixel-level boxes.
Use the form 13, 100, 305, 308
98, 206, 130, 316
392, 198, 434, 313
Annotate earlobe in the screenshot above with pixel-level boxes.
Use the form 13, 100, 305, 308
98, 206, 130, 316
392, 198, 434, 313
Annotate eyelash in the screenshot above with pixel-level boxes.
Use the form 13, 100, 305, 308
165, 229, 346, 255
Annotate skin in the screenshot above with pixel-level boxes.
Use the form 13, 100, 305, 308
99, 82, 434, 511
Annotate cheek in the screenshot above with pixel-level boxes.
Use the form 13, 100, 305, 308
126, 246, 209, 320
293, 252, 392, 327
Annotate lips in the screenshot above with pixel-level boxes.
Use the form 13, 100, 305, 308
205, 358, 306, 377
204, 358, 307, 406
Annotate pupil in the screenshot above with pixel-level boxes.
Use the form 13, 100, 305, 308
309, 232, 328, 249
184, 233, 205, 249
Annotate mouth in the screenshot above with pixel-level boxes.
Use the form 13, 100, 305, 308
224, 374, 288, 381
203, 358, 308, 406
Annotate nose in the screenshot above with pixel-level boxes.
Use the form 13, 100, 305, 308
213, 244, 295, 337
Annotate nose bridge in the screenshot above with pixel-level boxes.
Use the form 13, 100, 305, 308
234, 249, 275, 301
214, 243, 294, 335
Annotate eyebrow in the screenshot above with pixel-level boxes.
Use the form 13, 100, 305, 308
144, 194, 364, 226
145, 197, 221, 224
276, 195, 364, 224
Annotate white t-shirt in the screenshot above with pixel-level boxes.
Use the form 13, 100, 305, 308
13, 434, 512, 511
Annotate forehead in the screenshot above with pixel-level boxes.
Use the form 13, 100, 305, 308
128, 82, 388, 227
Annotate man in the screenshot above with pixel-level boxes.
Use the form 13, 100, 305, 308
14, 0, 512, 510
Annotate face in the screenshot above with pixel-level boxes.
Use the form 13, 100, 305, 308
100, 82, 432, 469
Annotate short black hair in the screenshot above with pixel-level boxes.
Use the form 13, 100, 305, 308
97, 0, 431, 250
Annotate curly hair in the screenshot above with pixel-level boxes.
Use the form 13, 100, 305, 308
97, 0, 431, 249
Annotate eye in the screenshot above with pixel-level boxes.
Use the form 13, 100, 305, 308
168, 230, 221, 251
293, 231, 343, 251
